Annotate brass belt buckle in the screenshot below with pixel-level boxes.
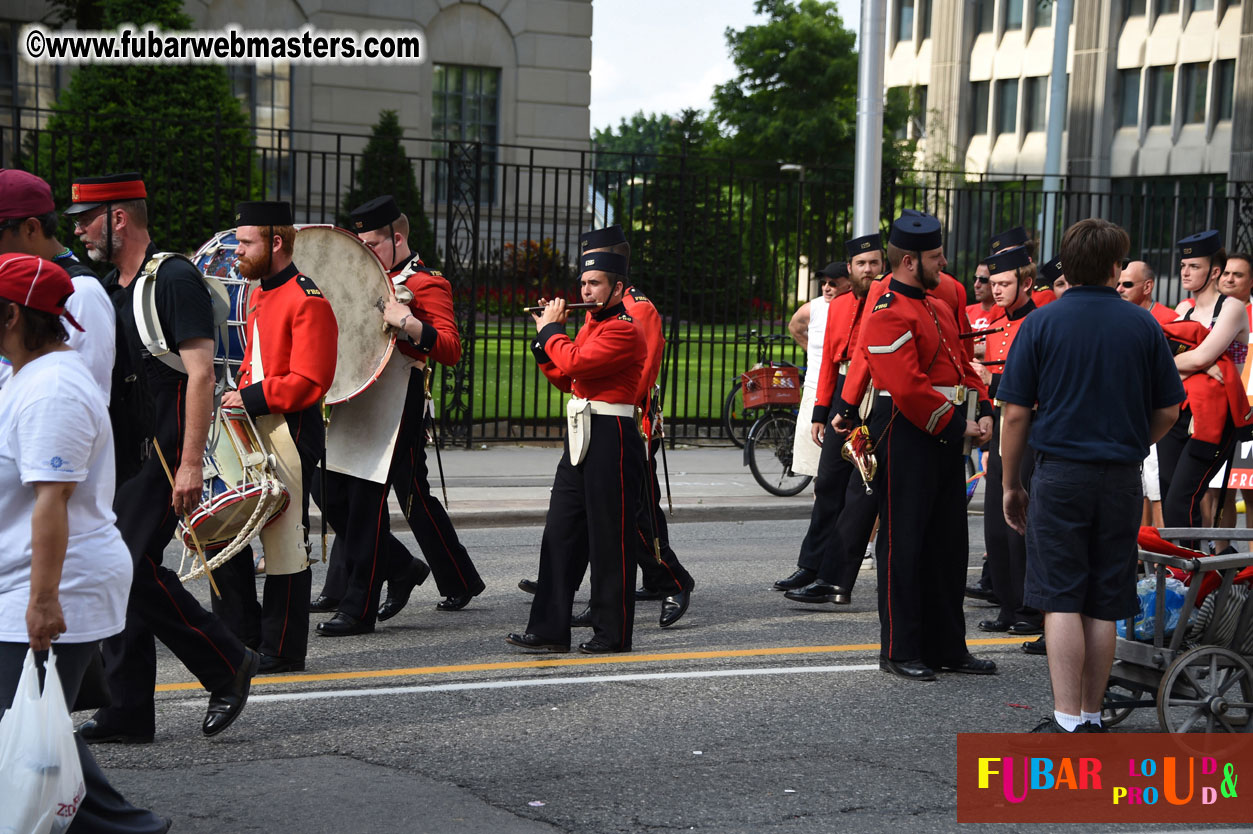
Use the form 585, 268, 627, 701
952, 384, 966, 406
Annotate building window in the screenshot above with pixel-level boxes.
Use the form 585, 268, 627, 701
914, 85, 928, 137
1189, 0, 1215, 10
229, 62, 292, 137
971, 81, 990, 135
433, 64, 500, 204
1124, 0, 1148, 18
1180, 62, 1208, 124
1004, 0, 1024, 29
1147, 66, 1174, 126
1214, 59, 1235, 121
1024, 76, 1048, 131
1117, 69, 1141, 127
918, 0, 933, 38
1155, 0, 1181, 14
895, 0, 916, 44
1036, 0, 1054, 26
976, 0, 996, 33
995, 78, 1018, 134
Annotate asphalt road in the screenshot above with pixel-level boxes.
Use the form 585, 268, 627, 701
89, 518, 1232, 834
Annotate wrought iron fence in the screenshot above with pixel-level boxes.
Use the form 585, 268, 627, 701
4, 105, 1251, 446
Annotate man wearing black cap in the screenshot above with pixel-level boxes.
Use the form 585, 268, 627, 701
507, 250, 646, 654
990, 225, 1056, 308
1041, 255, 1068, 298
775, 234, 883, 605
1156, 230, 1248, 538
977, 246, 1043, 638
65, 173, 259, 742
311, 195, 481, 635
217, 201, 338, 672
858, 212, 995, 681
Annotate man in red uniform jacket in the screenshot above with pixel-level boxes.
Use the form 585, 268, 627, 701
507, 251, 646, 654
856, 211, 995, 681
219, 201, 337, 674
312, 196, 483, 636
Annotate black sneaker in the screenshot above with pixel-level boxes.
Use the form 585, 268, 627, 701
1030, 717, 1075, 733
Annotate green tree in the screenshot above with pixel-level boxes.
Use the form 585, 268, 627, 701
592, 111, 682, 174
338, 109, 440, 269
29, 0, 257, 256
711, 0, 913, 175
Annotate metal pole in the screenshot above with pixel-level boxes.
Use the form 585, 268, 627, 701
1041, 0, 1074, 261
853, 0, 887, 236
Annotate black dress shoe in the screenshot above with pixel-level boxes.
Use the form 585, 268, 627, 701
772, 568, 817, 591
258, 654, 306, 674
964, 582, 996, 602
1008, 621, 1044, 635
1022, 636, 1047, 655
203, 648, 260, 737
505, 632, 570, 653
783, 581, 850, 605
879, 658, 936, 681
660, 590, 690, 627
378, 558, 431, 621
77, 717, 153, 745
309, 594, 340, 613
518, 578, 539, 594
317, 611, 375, 637
437, 579, 486, 611
571, 604, 592, 627
978, 618, 1012, 632
635, 586, 667, 601
579, 638, 628, 654
938, 654, 998, 675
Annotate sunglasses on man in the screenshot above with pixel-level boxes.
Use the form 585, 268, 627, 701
973, 275, 990, 284
1118, 280, 1137, 289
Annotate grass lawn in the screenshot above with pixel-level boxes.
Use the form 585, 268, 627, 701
448, 320, 805, 422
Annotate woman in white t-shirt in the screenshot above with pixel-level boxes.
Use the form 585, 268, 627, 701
0, 254, 168, 832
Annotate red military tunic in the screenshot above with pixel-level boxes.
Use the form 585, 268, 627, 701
1031, 285, 1057, 307
391, 256, 461, 367
983, 299, 1035, 398
860, 279, 988, 441
1148, 301, 1179, 326
534, 302, 644, 405
238, 263, 338, 416
837, 271, 983, 417
811, 289, 867, 424
622, 287, 665, 409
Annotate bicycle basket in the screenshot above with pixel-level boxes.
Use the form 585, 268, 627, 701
741, 365, 801, 408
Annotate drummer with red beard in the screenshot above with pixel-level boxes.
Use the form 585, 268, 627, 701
217, 201, 337, 674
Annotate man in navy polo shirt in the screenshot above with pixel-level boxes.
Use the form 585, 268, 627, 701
999, 219, 1184, 733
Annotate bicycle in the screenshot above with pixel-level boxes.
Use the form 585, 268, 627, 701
739, 364, 814, 496
722, 330, 801, 448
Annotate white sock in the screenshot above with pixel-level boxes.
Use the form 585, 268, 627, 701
1054, 711, 1083, 732
1080, 711, 1102, 727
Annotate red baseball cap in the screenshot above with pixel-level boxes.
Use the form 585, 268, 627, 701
0, 253, 84, 331
0, 169, 56, 221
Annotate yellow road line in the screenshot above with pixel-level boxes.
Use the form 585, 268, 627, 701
155, 637, 1025, 693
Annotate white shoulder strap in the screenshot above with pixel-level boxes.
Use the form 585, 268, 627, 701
132, 252, 229, 376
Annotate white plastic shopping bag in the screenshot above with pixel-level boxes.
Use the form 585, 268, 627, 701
0, 648, 85, 834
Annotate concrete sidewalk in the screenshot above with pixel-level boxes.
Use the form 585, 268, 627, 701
312, 443, 989, 529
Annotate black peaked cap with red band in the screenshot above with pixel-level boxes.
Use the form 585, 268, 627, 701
63, 172, 147, 216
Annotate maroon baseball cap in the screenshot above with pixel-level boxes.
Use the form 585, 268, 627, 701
0, 252, 83, 331
0, 169, 56, 221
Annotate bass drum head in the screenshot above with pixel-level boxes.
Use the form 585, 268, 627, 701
293, 225, 395, 405
192, 230, 247, 370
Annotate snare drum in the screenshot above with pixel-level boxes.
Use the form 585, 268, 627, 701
191, 230, 248, 377
179, 407, 289, 581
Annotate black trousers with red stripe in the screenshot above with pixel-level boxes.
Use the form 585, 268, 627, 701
97, 382, 248, 736
527, 414, 646, 649
874, 404, 970, 665
636, 436, 694, 595
983, 412, 1040, 626
391, 370, 483, 597
313, 471, 414, 624
211, 407, 321, 664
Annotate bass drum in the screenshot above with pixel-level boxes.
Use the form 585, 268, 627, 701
293, 224, 395, 404
191, 229, 247, 379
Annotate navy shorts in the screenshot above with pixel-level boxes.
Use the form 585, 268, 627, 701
1023, 455, 1142, 620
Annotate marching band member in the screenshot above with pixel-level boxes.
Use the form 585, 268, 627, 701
65, 173, 258, 742
507, 251, 645, 654
217, 201, 338, 674
989, 225, 1055, 308
774, 234, 882, 606
977, 246, 1042, 638
856, 211, 994, 681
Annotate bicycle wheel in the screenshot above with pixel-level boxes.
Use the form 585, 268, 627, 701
746, 411, 813, 496
722, 380, 752, 448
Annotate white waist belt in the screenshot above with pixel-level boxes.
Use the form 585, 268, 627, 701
877, 386, 964, 399
838, 360, 850, 375
577, 398, 636, 417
